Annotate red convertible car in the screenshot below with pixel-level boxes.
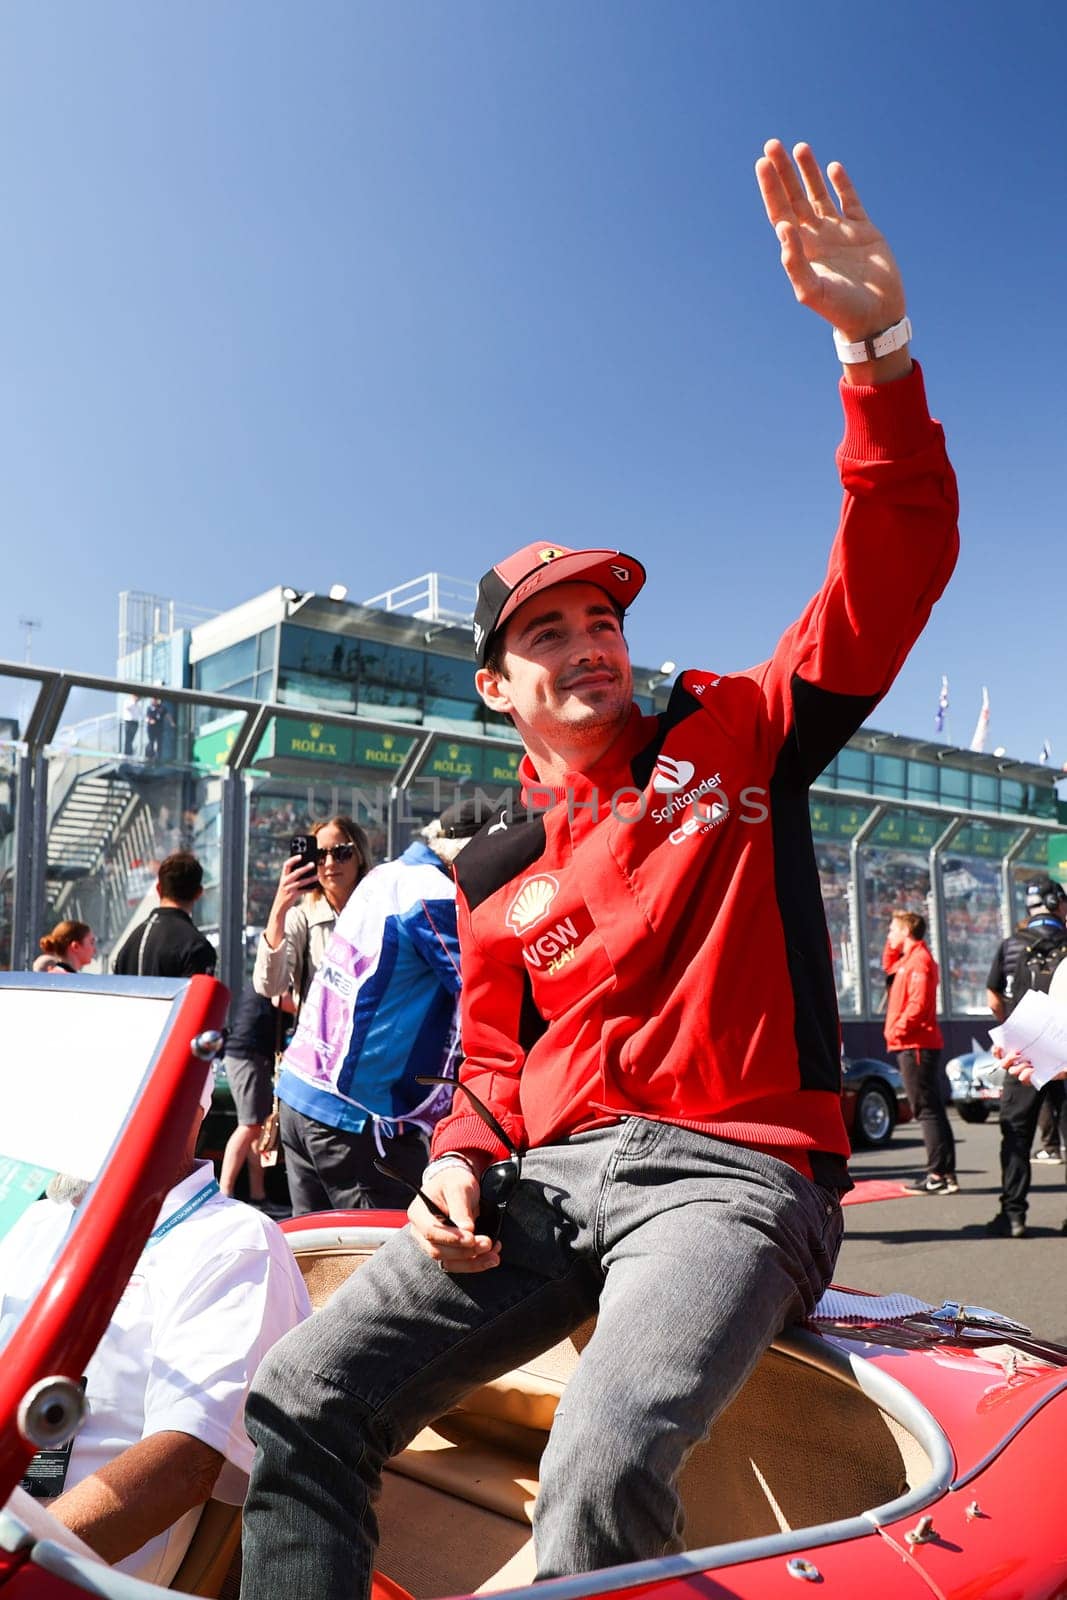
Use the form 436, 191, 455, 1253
3, 972, 1067, 1599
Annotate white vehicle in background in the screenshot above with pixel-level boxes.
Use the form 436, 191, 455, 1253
945, 1039, 1005, 1123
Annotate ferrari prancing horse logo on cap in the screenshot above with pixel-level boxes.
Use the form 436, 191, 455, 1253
538, 547, 565, 563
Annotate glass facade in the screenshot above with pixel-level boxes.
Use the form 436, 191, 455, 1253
273, 624, 517, 737
814, 839, 858, 1015
938, 825, 1018, 1013
274, 625, 353, 712
194, 632, 274, 705
356, 641, 428, 723
860, 843, 932, 1010
820, 747, 1055, 820
272, 622, 654, 735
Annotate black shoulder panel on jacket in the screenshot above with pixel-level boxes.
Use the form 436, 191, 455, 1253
517, 971, 549, 1056
455, 808, 548, 911
629, 716, 667, 790
628, 681, 707, 789
769, 672, 878, 1094
781, 674, 880, 790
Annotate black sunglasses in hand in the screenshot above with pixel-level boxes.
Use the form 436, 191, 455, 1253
372, 1159, 459, 1229
416, 1075, 523, 1243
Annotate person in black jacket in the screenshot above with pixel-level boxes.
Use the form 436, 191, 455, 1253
112, 853, 216, 978
985, 877, 1067, 1238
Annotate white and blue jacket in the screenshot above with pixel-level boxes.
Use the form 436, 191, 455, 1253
276, 842, 462, 1138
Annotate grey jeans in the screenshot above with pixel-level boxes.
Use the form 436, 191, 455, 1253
240, 1119, 843, 1600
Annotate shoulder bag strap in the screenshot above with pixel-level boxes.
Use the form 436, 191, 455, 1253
294, 912, 310, 1011
136, 911, 160, 977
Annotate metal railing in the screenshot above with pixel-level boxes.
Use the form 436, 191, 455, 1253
362, 573, 477, 626
0, 662, 518, 991
0, 659, 1063, 1018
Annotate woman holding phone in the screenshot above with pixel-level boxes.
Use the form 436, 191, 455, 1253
252, 815, 371, 1006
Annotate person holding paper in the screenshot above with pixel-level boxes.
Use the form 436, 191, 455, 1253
985, 877, 1067, 1239
883, 911, 956, 1194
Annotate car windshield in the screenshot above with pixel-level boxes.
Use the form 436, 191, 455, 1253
0, 973, 225, 1503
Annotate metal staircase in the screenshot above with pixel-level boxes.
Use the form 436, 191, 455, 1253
46, 765, 148, 917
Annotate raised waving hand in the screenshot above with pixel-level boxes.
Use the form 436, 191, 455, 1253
756, 140, 906, 347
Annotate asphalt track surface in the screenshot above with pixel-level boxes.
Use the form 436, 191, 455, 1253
837, 1108, 1067, 1345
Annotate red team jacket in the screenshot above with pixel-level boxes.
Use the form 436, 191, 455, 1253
432, 366, 959, 1184
883, 940, 944, 1053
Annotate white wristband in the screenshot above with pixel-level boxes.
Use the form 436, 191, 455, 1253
423, 1154, 476, 1183
832, 315, 912, 365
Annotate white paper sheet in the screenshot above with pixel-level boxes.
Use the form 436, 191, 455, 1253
989, 988, 1067, 1089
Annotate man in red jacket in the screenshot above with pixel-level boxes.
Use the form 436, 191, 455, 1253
241, 141, 959, 1600
883, 910, 955, 1194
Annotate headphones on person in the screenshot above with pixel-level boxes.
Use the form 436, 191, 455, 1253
1026, 878, 1067, 915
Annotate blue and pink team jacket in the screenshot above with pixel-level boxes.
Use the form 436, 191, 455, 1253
277, 841, 462, 1138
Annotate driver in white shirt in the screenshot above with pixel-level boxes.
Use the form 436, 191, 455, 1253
0, 1068, 311, 1584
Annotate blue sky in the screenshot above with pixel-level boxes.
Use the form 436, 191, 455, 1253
2, 0, 1064, 766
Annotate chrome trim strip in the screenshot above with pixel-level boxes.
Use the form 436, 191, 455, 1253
285, 1225, 400, 1253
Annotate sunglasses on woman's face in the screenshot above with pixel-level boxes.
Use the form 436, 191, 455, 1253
316, 842, 358, 864
416, 1075, 523, 1243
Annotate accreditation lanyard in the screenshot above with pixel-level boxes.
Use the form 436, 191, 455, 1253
145, 1179, 219, 1249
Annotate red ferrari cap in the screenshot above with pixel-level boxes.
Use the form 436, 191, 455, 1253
472, 542, 646, 665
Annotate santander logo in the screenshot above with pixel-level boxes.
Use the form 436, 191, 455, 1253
652, 755, 696, 794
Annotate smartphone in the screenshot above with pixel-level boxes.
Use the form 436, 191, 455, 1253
288, 834, 319, 874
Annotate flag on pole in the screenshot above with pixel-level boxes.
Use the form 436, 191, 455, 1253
934, 675, 949, 734
968, 686, 990, 754
1039, 739, 1052, 765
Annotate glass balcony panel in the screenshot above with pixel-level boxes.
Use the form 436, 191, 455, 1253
871, 755, 907, 797
860, 842, 932, 1010
938, 850, 1007, 1013
971, 773, 999, 814
38, 748, 218, 973
194, 637, 256, 695
278, 670, 357, 713
906, 760, 938, 800
938, 765, 969, 806
356, 643, 425, 722
814, 839, 858, 1015
835, 748, 871, 789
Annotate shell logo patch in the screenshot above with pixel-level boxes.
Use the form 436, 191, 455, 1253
506, 874, 560, 934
